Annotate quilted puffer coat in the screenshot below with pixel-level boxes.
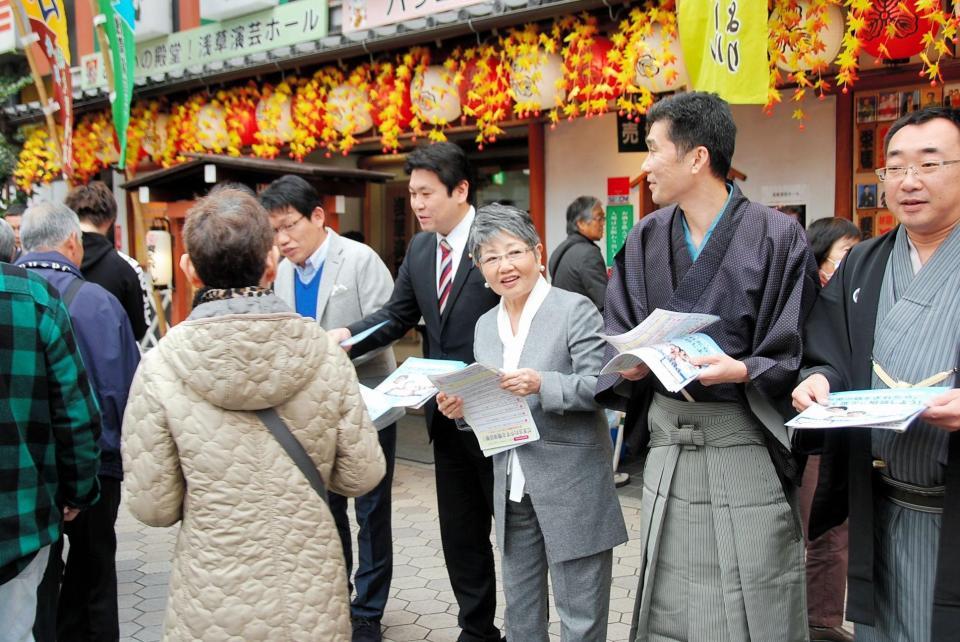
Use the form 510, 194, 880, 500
122, 295, 385, 641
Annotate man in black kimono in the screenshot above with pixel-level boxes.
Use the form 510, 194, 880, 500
793, 106, 960, 642
596, 92, 819, 642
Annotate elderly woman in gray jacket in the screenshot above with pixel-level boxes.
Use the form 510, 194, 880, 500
437, 204, 627, 642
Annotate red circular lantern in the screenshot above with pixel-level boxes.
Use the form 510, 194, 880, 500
371, 72, 412, 131
459, 56, 511, 120
574, 36, 621, 100
232, 103, 259, 147
859, 0, 938, 60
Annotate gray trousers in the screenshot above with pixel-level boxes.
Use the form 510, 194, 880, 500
855, 498, 941, 642
502, 494, 613, 642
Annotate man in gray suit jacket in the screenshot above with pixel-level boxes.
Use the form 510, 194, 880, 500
261, 176, 396, 642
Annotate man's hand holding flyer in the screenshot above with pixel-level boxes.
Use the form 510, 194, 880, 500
600, 309, 724, 392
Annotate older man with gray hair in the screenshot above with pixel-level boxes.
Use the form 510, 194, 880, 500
548, 195, 607, 312
0, 218, 15, 262
16, 201, 140, 642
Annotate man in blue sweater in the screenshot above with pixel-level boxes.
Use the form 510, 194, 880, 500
17, 201, 140, 642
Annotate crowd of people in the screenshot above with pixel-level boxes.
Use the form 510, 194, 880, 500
1, 91, 959, 642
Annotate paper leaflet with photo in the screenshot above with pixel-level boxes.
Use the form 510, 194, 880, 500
359, 385, 406, 430
599, 309, 724, 392
786, 387, 947, 432
428, 363, 539, 457
373, 357, 467, 408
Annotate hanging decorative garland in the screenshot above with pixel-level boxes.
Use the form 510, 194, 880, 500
836, 0, 958, 93
14, 125, 62, 193
557, 14, 621, 120
610, 2, 682, 122
455, 44, 512, 149
370, 59, 414, 153
768, 0, 843, 129
15, 2, 960, 192
253, 80, 295, 159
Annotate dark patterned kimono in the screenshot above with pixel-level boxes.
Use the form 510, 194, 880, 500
596, 183, 820, 642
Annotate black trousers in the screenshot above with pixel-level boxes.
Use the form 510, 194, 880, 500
432, 414, 500, 642
330, 423, 397, 620
34, 476, 121, 642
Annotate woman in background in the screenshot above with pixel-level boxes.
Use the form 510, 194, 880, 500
801, 216, 862, 642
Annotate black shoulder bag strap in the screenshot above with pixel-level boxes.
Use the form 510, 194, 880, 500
255, 408, 329, 505
61, 278, 85, 308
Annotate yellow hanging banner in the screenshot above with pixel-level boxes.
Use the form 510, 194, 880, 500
19, 0, 70, 64
678, 0, 767, 104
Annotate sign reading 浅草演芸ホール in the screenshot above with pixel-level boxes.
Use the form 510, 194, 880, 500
82, 0, 327, 86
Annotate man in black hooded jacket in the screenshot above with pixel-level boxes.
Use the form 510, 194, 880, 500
64, 182, 148, 341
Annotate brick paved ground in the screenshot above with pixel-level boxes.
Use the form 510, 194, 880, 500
114, 459, 647, 642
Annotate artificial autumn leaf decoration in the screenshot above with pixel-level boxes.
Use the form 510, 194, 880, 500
609, 2, 680, 122
456, 44, 512, 149
768, 0, 843, 128
14, 125, 62, 193
557, 13, 621, 120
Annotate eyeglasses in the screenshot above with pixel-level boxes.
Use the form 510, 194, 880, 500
273, 216, 306, 237
478, 247, 533, 268
875, 159, 960, 182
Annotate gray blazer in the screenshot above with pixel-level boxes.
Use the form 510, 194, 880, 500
473, 287, 627, 564
275, 230, 397, 385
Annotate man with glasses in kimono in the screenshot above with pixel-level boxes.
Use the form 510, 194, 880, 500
596, 91, 819, 642
794, 106, 960, 642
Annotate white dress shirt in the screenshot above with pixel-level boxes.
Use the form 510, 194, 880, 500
435, 207, 475, 293
497, 276, 551, 502
295, 232, 330, 284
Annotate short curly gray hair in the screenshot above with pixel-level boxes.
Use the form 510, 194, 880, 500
468, 203, 540, 264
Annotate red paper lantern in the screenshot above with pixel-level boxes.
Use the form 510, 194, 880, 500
575, 36, 621, 100
459, 56, 511, 120
232, 103, 259, 147
859, 0, 938, 60
371, 73, 412, 131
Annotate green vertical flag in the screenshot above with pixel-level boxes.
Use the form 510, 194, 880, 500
98, 0, 135, 169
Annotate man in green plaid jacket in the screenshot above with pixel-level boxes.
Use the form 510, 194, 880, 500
0, 261, 101, 639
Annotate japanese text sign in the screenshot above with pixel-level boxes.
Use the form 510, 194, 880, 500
342, 0, 487, 34
18, 0, 72, 175
134, 0, 326, 79
617, 112, 647, 153
679, 0, 767, 104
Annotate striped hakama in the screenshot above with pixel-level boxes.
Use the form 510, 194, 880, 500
631, 394, 807, 642
857, 225, 960, 642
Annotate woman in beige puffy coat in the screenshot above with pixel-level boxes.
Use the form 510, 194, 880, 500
122, 189, 385, 641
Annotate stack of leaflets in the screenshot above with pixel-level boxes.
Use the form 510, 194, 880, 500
786, 388, 947, 432
428, 363, 540, 457
359, 385, 407, 431
599, 309, 723, 392
372, 357, 467, 409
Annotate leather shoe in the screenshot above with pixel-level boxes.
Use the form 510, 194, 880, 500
810, 625, 854, 642
352, 616, 382, 642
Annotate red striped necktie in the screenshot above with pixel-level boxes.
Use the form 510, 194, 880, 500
438, 238, 453, 313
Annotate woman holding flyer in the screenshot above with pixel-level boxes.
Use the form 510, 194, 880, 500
436, 204, 627, 642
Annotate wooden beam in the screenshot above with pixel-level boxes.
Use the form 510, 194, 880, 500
835, 89, 854, 220
528, 121, 546, 263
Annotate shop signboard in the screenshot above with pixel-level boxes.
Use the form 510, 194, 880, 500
606, 177, 634, 268
80, 1, 326, 87
617, 112, 647, 153
135, 1, 326, 77
343, 0, 487, 34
